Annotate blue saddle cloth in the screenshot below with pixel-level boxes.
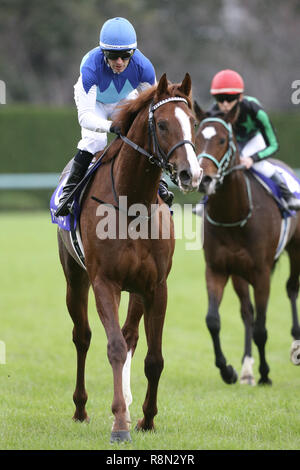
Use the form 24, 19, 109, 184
251, 164, 300, 218
50, 177, 79, 231
50, 156, 105, 232
50, 156, 172, 232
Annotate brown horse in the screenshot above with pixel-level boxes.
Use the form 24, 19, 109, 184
56, 74, 201, 443
194, 102, 300, 386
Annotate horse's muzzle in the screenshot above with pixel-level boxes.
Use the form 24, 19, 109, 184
178, 166, 203, 192
198, 174, 216, 195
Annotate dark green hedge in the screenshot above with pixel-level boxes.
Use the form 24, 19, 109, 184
1, 105, 300, 173
0, 105, 80, 173
0, 105, 299, 210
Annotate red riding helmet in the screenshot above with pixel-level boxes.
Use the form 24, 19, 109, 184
210, 69, 244, 95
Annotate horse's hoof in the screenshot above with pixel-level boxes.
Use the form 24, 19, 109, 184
72, 414, 90, 423
135, 419, 155, 432
110, 430, 132, 443
290, 340, 300, 365
240, 374, 256, 386
258, 377, 272, 386
221, 365, 238, 384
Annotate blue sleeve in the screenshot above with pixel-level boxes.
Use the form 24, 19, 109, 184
140, 59, 155, 85
81, 66, 98, 94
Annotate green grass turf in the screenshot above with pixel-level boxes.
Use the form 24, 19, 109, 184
0, 210, 300, 450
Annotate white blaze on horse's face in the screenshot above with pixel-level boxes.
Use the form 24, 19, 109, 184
174, 107, 202, 190
202, 126, 216, 140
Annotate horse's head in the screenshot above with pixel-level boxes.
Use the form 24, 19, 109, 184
149, 73, 202, 192
194, 101, 239, 195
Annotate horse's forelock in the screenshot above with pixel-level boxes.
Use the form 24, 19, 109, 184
166, 83, 192, 109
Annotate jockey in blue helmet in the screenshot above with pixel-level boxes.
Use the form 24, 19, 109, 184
55, 17, 173, 216
100, 16, 137, 51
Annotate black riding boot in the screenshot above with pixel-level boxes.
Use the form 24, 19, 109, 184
159, 178, 174, 207
55, 150, 93, 217
271, 171, 300, 211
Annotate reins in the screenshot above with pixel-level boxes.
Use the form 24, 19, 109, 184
119, 97, 195, 175
92, 95, 195, 218
197, 116, 253, 227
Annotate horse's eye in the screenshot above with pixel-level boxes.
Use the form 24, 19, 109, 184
219, 138, 226, 145
158, 121, 168, 131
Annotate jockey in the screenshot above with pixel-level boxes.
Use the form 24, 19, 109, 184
55, 17, 173, 217
207, 69, 300, 211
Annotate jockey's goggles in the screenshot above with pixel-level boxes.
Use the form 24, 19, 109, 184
103, 49, 134, 61
215, 93, 240, 103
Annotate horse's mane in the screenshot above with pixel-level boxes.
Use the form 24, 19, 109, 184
113, 81, 192, 135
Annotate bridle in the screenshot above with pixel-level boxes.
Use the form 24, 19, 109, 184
197, 117, 240, 185
119, 96, 196, 178
197, 116, 253, 227
91, 96, 196, 217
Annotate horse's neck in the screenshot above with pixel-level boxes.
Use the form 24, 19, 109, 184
114, 122, 162, 206
208, 170, 249, 220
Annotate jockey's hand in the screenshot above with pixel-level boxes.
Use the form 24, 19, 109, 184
110, 124, 122, 136
240, 156, 254, 169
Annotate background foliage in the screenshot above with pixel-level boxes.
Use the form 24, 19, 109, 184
1, 0, 300, 109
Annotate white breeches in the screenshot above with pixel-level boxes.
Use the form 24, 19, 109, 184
240, 133, 276, 178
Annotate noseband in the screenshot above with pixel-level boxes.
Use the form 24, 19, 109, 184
197, 117, 239, 185
120, 97, 195, 175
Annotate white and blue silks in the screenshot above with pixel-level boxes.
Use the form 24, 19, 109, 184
74, 47, 156, 154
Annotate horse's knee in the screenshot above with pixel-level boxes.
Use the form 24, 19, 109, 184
253, 324, 267, 345
122, 326, 139, 352
107, 335, 127, 366
286, 278, 299, 299
72, 326, 91, 353
206, 311, 220, 335
144, 354, 164, 382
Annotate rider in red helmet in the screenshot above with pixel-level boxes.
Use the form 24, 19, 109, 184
207, 69, 300, 211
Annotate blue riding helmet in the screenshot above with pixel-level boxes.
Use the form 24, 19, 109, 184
99, 17, 137, 51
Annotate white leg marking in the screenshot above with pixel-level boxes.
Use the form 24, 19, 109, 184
122, 350, 133, 424
240, 356, 256, 385
175, 107, 201, 188
290, 340, 300, 365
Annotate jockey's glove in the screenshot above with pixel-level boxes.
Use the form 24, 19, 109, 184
249, 153, 260, 162
110, 124, 122, 136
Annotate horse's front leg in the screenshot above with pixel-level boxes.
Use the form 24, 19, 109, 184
136, 281, 167, 432
253, 271, 272, 385
205, 266, 238, 384
286, 243, 300, 364
121, 293, 145, 424
231, 275, 255, 385
93, 278, 131, 443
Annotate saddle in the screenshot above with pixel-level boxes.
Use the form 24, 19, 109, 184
251, 163, 300, 218
250, 164, 300, 259
50, 158, 104, 269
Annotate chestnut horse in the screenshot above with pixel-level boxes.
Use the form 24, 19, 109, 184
57, 74, 201, 443
194, 102, 300, 386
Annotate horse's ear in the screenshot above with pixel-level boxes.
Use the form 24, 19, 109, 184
156, 73, 168, 96
193, 100, 208, 123
178, 73, 192, 98
225, 102, 239, 124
